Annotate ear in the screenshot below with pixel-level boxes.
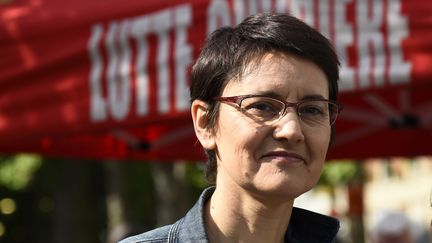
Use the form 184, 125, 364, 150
191, 100, 216, 150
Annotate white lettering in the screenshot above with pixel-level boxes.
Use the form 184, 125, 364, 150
88, 4, 193, 123
259, 0, 272, 13
106, 21, 132, 120
232, 0, 274, 25
387, 0, 411, 84
174, 5, 192, 111
88, 24, 106, 122
248, 0, 258, 17
214, 0, 413, 91
131, 15, 151, 116
275, 0, 288, 13
233, 0, 247, 25
153, 10, 172, 114
88, 1, 413, 124
335, 0, 355, 91
291, 0, 314, 26
356, 0, 385, 88
207, 0, 231, 34
318, 0, 331, 38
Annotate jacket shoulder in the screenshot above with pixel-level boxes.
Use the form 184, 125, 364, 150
118, 225, 172, 243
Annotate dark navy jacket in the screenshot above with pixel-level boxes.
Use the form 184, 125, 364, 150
119, 187, 340, 243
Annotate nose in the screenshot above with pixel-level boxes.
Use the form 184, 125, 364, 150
272, 109, 305, 143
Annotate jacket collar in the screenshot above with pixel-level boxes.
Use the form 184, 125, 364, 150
172, 187, 214, 242
174, 187, 339, 243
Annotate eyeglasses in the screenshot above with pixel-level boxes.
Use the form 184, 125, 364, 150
214, 95, 342, 126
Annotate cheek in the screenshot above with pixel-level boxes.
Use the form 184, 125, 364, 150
305, 127, 331, 174
215, 117, 264, 165
306, 132, 330, 186
311, 127, 331, 155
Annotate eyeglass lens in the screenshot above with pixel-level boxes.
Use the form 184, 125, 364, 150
240, 97, 337, 126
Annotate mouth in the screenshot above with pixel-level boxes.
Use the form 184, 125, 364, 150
260, 151, 306, 165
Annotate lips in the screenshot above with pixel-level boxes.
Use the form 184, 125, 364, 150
260, 151, 306, 164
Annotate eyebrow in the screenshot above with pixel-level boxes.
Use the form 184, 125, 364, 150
253, 91, 283, 99
301, 94, 327, 101
253, 91, 327, 101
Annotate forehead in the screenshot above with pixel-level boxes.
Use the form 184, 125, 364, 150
223, 53, 329, 99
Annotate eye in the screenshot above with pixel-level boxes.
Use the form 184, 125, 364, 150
246, 101, 278, 112
298, 102, 327, 117
300, 106, 324, 115
241, 97, 283, 118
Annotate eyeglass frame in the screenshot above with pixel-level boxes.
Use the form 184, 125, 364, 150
213, 94, 343, 126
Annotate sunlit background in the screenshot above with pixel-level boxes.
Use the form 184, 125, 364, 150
0, 155, 430, 243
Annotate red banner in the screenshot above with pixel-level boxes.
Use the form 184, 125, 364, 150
1, 0, 431, 160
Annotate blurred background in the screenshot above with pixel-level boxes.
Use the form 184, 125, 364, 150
1, 0, 432, 242
0, 156, 430, 243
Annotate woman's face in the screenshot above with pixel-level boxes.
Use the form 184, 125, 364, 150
213, 53, 331, 200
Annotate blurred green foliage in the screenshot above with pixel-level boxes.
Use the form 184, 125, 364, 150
185, 163, 207, 189
318, 160, 362, 186
0, 154, 42, 191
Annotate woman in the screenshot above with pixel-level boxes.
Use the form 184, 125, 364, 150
121, 13, 342, 243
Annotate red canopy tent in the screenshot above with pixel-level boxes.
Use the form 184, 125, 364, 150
1, 0, 431, 161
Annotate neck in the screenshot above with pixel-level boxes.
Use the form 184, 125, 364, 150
205, 182, 294, 243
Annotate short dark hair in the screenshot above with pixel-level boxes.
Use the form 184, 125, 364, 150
190, 13, 340, 184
